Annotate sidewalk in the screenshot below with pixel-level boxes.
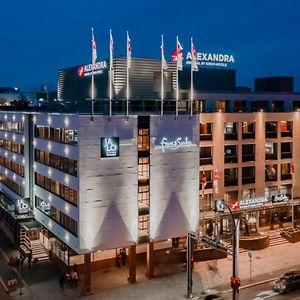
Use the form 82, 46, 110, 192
6, 240, 300, 300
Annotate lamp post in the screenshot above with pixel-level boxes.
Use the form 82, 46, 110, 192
217, 200, 240, 300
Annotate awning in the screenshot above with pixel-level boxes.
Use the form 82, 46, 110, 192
20, 220, 43, 231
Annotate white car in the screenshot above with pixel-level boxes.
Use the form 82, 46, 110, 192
198, 289, 228, 299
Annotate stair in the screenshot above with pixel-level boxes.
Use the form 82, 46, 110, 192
30, 240, 49, 261
268, 229, 289, 247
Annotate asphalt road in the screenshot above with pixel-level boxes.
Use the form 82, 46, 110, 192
238, 282, 300, 300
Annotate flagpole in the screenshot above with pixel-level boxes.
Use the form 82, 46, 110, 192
109, 29, 113, 117
161, 34, 164, 117
176, 35, 179, 117
91, 27, 95, 121
126, 31, 129, 117
190, 37, 193, 116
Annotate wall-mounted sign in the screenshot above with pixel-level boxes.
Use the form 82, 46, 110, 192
239, 197, 268, 209
185, 52, 235, 68
155, 137, 196, 153
40, 200, 50, 211
101, 137, 119, 158
215, 199, 225, 213
15, 199, 29, 214
272, 194, 289, 203
78, 61, 107, 77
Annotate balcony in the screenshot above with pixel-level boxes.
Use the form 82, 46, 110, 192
281, 131, 292, 138
265, 175, 277, 182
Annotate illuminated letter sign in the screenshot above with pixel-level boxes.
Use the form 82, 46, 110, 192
78, 61, 108, 77
239, 197, 268, 209
15, 199, 29, 214
155, 137, 196, 152
101, 137, 119, 158
185, 52, 235, 68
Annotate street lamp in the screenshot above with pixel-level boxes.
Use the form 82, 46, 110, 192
215, 199, 240, 299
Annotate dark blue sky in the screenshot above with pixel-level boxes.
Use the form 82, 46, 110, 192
1, 0, 300, 91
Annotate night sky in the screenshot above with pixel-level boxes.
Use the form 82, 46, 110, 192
1, 0, 299, 91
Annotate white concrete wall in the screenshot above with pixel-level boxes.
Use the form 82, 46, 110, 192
78, 115, 138, 253
149, 115, 199, 240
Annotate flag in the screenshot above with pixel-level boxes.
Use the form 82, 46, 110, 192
127, 31, 131, 69
191, 38, 198, 72
161, 34, 167, 70
201, 172, 207, 197
172, 38, 183, 70
213, 168, 220, 194
92, 28, 97, 64
110, 29, 113, 69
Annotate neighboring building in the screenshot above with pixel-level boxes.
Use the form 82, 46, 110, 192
255, 76, 294, 93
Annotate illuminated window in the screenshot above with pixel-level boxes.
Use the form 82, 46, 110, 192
138, 157, 149, 180
224, 122, 238, 140
200, 123, 213, 140
138, 129, 149, 151
280, 121, 293, 137
138, 215, 149, 231
242, 122, 255, 139
138, 185, 150, 207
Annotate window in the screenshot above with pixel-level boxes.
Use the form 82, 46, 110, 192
200, 123, 213, 140
242, 144, 255, 162
242, 188, 255, 200
280, 121, 293, 137
138, 129, 149, 151
224, 122, 238, 140
265, 164, 277, 181
138, 157, 149, 180
224, 168, 238, 186
0, 173, 24, 196
234, 100, 246, 112
265, 186, 277, 200
224, 145, 237, 163
200, 147, 213, 165
265, 122, 278, 138
194, 100, 205, 113
281, 142, 292, 159
281, 163, 292, 181
265, 143, 277, 160
272, 101, 284, 112
242, 122, 255, 139
216, 100, 229, 112
242, 166, 255, 184
138, 185, 150, 207
0, 156, 24, 177
138, 215, 149, 231
200, 193, 213, 211
224, 190, 238, 206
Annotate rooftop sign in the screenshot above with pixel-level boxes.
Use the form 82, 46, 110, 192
78, 61, 107, 77
186, 52, 235, 68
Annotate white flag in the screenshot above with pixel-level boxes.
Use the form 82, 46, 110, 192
127, 31, 131, 69
92, 28, 97, 64
110, 29, 113, 69
191, 38, 198, 72
176, 39, 183, 71
161, 34, 167, 70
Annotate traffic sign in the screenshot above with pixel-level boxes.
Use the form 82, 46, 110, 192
248, 251, 253, 259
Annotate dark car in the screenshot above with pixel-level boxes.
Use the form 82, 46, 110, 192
272, 270, 300, 293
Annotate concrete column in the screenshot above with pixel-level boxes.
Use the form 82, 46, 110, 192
128, 244, 136, 283
146, 241, 154, 278
83, 252, 91, 295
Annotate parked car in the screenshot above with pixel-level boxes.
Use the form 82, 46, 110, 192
272, 270, 300, 293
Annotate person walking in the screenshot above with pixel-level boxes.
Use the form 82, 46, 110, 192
121, 248, 126, 266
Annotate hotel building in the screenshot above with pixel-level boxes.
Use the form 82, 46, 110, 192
0, 57, 300, 291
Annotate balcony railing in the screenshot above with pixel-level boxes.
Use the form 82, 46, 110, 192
281, 131, 293, 138
265, 175, 277, 182
224, 179, 238, 186
224, 133, 238, 140
281, 173, 292, 181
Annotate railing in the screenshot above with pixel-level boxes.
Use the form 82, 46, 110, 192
242, 154, 255, 162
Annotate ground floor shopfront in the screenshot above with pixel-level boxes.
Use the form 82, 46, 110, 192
200, 201, 300, 237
